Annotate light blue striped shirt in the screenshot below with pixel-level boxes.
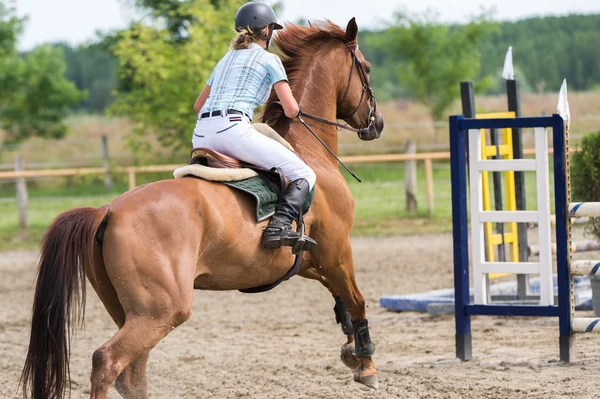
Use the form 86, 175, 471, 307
201, 43, 288, 120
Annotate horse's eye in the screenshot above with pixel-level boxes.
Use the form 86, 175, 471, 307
366, 67, 372, 74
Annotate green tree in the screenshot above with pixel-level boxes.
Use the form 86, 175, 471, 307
130, 0, 272, 41
133, 0, 197, 42
0, 2, 84, 144
110, 0, 245, 153
571, 130, 600, 242
382, 11, 495, 122
56, 42, 119, 112
571, 130, 600, 203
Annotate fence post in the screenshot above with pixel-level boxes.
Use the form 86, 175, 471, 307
128, 167, 136, 191
424, 158, 434, 214
14, 155, 28, 231
405, 140, 418, 213
101, 135, 113, 191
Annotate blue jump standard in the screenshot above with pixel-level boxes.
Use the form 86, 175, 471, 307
446, 114, 573, 362
380, 115, 578, 362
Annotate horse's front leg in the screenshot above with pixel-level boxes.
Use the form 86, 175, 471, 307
333, 295, 362, 369
299, 269, 360, 369
309, 243, 378, 389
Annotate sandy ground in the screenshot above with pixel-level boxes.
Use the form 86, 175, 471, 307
2, 233, 600, 399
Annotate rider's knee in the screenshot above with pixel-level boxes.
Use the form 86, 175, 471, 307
304, 167, 316, 190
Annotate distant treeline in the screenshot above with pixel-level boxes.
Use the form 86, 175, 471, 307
478, 14, 600, 93
360, 13, 600, 100
53, 13, 600, 112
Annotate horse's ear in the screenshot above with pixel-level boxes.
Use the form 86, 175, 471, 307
345, 17, 358, 43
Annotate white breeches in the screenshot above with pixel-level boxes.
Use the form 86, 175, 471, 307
192, 115, 316, 189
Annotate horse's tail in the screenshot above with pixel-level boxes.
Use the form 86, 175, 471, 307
20, 206, 109, 399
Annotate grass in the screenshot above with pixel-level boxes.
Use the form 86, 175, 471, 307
0, 163, 454, 249
0, 158, 568, 250
344, 162, 453, 235
0, 171, 176, 250
0, 194, 119, 251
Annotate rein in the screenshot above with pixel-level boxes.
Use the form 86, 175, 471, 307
296, 114, 362, 182
297, 110, 365, 134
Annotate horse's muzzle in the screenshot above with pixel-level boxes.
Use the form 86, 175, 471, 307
358, 112, 384, 141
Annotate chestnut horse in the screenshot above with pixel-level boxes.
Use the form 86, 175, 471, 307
21, 19, 384, 399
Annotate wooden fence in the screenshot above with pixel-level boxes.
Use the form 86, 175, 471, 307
0, 152, 444, 211
0, 146, 575, 230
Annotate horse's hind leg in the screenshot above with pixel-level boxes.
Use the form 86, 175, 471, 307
115, 354, 149, 399
90, 214, 197, 398
87, 257, 193, 398
299, 269, 360, 369
90, 309, 191, 399
87, 249, 154, 398
313, 242, 378, 389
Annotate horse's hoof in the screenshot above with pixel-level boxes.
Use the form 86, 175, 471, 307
340, 345, 360, 370
354, 367, 379, 389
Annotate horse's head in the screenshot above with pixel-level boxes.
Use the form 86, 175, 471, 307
263, 20, 384, 142
335, 18, 384, 141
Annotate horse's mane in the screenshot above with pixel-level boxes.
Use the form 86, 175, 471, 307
262, 21, 355, 126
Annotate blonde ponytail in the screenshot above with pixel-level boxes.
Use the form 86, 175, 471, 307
231, 26, 269, 50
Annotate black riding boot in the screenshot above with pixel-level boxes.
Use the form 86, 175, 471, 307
262, 178, 317, 252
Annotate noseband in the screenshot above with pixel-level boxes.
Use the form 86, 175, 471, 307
297, 43, 377, 136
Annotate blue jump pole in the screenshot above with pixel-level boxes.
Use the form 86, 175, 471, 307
450, 115, 472, 360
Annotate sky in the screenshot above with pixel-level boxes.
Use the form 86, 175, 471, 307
15, 0, 600, 50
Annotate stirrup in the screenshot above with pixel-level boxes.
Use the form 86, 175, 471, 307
263, 226, 317, 253
291, 232, 318, 254
292, 221, 317, 254
292, 235, 305, 254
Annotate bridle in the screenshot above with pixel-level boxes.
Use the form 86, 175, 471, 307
337, 44, 376, 120
297, 43, 377, 136
293, 43, 378, 182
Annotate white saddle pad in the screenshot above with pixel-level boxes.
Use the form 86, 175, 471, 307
173, 123, 293, 182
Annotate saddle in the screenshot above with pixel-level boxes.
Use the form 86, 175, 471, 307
189, 147, 288, 197
189, 148, 242, 169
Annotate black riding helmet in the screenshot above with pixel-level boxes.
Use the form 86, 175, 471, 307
234, 2, 283, 47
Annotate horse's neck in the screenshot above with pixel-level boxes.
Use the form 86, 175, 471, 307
284, 65, 340, 166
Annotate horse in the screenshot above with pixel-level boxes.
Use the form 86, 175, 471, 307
21, 18, 384, 399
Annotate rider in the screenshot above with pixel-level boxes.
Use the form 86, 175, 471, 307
192, 2, 317, 252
